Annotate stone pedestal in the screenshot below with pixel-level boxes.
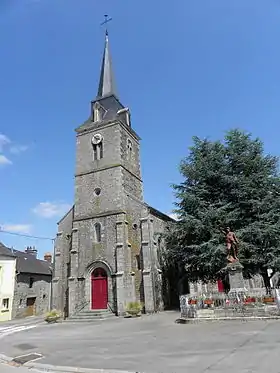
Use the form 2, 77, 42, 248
227, 261, 247, 301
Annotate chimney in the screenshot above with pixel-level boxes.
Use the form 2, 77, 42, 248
25, 246, 38, 258
44, 252, 52, 263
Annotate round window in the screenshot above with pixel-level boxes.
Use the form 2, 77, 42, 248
94, 187, 101, 196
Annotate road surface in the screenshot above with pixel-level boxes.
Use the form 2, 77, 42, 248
0, 312, 280, 373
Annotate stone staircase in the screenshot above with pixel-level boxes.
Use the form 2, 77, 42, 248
66, 309, 117, 322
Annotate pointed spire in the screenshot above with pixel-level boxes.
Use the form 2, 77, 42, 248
97, 31, 117, 98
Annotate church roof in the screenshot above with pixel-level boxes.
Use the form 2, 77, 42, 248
97, 31, 117, 99
0, 242, 52, 275
57, 205, 74, 225
146, 204, 175, 222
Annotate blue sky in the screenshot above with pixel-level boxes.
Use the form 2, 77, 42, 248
1, 0, 280, 258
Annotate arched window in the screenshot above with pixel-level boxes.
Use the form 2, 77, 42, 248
94, 223, 101, 243
127, 139, 132, 160
92, 142, 103, 160
92, 134, 104, 161
93, 102, 105, 122
98, 142, 103, 159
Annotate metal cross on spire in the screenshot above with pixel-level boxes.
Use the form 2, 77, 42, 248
97, 14, 116, 98
101, 14, 112, 34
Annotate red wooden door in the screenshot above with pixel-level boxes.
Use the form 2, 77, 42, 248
91, 268, 108, 310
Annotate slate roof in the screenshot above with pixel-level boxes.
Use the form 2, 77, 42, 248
146, 204, 175, 222
14, 250, 52, 276
0, 242, 16, 258
0, 242, 52, 276
97, 31, 117, 99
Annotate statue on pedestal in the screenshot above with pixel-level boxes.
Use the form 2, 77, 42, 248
221, 227, 239, 263
219, 226, 246, 297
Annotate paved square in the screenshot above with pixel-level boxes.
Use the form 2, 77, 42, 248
1, 312, 280, 373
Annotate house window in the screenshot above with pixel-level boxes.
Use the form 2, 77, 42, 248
94, 223, 102, 243
29, 277, 34, 288
2, 298, 9, 310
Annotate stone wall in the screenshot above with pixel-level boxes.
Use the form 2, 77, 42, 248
12, 273, 51, 319
148, 212, 169, 312
75, 122, 122, 176
52, 207, 73, 314
69, 215, 118, 314
125, 195, 147, 304
74, 168, 124, 218
120, 124, 141, 179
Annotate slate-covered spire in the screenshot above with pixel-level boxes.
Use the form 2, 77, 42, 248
97, 31, 117, 98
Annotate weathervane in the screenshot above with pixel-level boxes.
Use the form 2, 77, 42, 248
101, 14, 112, 34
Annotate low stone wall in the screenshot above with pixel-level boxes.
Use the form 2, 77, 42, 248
179, 292, 280, 320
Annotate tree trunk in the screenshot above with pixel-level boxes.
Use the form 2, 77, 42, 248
261, 270, 271, 295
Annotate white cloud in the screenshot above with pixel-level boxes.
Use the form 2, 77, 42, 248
9, 145, 29, 154
0, 224, 32, 234
0, 133, 28, 164
0, 134, 10, 151
0, 155, 12, 165
32, 201, 71, 219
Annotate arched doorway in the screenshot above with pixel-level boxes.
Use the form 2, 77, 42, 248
91, 267, 108, 310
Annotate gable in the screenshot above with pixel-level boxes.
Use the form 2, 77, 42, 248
0, 242, 16, 258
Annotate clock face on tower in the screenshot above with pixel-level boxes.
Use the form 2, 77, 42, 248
91, 134, 103, 145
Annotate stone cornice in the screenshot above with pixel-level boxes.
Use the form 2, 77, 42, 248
73, 209, 126, 222
75, 119, 141, 142
75, 163, 143, 183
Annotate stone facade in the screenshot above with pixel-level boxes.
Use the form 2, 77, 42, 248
12, 273, 51, 319
52, 32, 173, 317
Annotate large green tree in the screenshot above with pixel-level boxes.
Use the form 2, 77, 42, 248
166, 129, 280, 288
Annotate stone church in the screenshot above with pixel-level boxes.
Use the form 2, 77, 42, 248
52, 31, 173, 318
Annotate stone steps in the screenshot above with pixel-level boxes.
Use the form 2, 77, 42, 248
66, 309, 117, 322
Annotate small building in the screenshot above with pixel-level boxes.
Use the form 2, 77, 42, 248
0, 243, 17, 322
0, 243, 53, 320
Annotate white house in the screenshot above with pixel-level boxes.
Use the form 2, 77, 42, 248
0, 243, 16, 322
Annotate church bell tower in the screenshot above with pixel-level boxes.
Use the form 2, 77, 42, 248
68, 28, 144, 316
74, 30, 143, 220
